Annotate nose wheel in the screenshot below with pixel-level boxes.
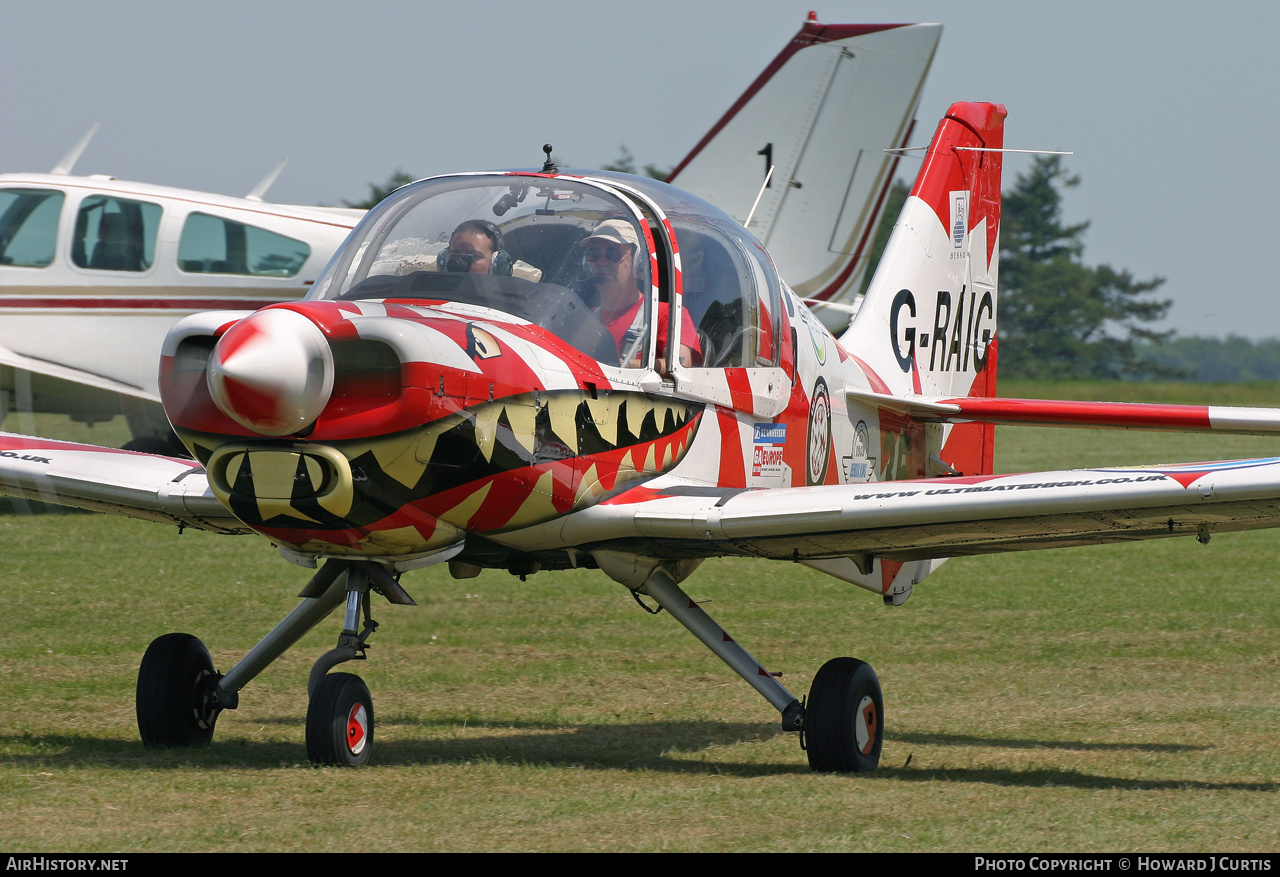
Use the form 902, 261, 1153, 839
803, 657, 884, 772
306, 672, 374, 766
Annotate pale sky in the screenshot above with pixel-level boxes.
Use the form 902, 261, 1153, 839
4, 0, 1277, 340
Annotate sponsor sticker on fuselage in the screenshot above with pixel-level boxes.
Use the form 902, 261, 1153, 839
752, 422, 788, 479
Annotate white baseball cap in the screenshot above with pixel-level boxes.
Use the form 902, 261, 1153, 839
579, 219, 640, 251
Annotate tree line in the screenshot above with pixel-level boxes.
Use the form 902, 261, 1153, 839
866, 158, 1277, 382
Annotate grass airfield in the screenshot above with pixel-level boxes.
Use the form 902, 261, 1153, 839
0, 382, 1277, 852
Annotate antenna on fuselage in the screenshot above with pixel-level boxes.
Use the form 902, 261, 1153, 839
744, 164, 775, 228
542, 144, 558, 174
245, 158, 290, 202
49, 123, 100, 175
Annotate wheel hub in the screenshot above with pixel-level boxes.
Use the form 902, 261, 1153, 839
855, 695, 877, 755
346, 703, 369, 756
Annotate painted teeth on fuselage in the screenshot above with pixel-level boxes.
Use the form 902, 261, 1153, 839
185, 390, 701, 533
408, 389, 700, 495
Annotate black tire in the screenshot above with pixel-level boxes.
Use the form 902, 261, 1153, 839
136, 633, 219, 748
306, 673, 374, 766
805, 657, 883, 772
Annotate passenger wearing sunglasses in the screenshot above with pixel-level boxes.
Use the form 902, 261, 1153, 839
580, 220, 699, 372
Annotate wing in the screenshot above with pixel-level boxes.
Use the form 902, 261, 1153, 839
0, 432, 247, 534
561, 458, 1280, 562
0, 340, 159, 402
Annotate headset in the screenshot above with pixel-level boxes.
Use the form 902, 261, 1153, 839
439, 219, 514, 275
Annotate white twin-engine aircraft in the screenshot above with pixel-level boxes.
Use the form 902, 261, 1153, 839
2, 99, 1278, 771
0, 17, 940, 453
0, 143, 363, 450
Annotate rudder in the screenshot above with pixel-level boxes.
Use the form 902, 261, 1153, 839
842, 101, 1007, 474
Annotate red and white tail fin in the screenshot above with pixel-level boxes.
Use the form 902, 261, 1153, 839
844, 101, 1005, 396
668, 19, 941, 332
842, 101, 1006, 473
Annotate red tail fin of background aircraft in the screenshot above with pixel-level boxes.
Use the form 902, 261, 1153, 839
842, 101, 1006, 476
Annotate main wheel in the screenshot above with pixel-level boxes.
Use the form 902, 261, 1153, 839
136, 632, 219, 747
804, 657, 883, 772
306, 672, 374, 766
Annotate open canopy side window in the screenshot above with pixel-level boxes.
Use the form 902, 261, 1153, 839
674, 219, 782, 370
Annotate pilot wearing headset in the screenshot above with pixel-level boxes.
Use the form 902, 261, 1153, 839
583, 219, 699, 371
440, 219, 514, 275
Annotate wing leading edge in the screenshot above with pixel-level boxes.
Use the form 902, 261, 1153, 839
0, 433, 247, 533
558, 458, 1280, 566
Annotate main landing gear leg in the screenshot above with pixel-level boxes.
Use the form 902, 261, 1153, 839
639, 568, 884, 773
638, 569, 805, 732
136, 561, 350, 749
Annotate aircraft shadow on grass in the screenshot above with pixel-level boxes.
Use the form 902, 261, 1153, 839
4, 724, 1274, 791
892, 731, 1210, 754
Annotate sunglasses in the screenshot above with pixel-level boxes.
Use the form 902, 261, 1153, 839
583, 245, 630, 263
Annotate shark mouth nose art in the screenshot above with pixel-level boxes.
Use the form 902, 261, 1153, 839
207, 308, 335, 436
198, 389, 702, 551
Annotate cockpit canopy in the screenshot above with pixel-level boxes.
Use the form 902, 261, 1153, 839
308, 171, 783, 372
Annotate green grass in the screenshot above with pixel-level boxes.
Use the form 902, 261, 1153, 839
0, 386, 1277, 851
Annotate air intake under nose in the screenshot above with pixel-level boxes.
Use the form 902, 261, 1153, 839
207, 308, 335, 436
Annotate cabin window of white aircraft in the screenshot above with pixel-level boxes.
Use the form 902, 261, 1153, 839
0, 188, 65, 268
72, 195, 161, 272
178, 213, 311, 277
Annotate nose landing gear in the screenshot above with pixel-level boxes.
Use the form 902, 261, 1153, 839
306, 672, 374, 766
135, 559, 411, 766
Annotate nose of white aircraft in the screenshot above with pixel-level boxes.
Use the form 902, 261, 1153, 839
207, 308, 334, 436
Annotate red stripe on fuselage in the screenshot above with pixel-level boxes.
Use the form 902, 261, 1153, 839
725, 368, 754, 414
716, 409, 746, 488
850, 354, 892, 395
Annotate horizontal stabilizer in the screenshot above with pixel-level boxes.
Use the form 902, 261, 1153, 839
845, 387, 960, 418
926, 396, 1280, 436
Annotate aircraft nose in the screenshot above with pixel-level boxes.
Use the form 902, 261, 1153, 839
207, 308, 334, 436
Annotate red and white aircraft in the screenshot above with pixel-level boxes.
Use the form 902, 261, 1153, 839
0, 16, 939, 453
4, 97, 1277, 772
